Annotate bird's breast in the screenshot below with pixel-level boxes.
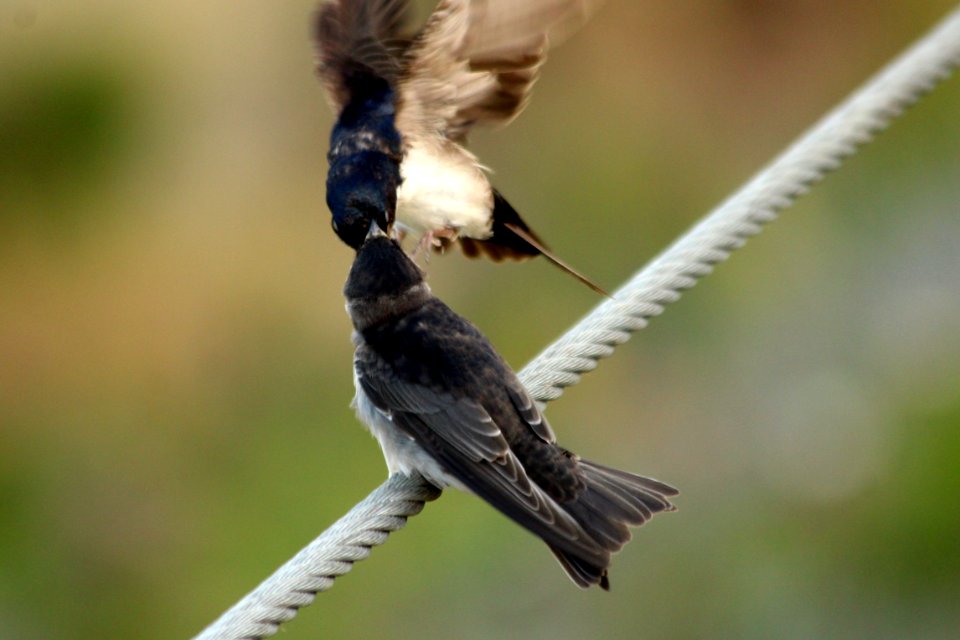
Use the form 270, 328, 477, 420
396, 143, 493, 240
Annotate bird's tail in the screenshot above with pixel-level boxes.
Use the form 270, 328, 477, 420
457, 191, 610, 296
549, 460, 678, 590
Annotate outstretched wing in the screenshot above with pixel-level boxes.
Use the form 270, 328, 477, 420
397, 0, 603, 142
313, 0, 413, 112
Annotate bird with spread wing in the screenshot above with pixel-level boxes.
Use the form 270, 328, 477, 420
315, 0, 608, 294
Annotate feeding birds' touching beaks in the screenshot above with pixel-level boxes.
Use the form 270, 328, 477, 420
326, 162, 397, 249
316, 0, 609, 294
344, 223, 426, 307
344, 231, 678, 589
365, 219, 387, 240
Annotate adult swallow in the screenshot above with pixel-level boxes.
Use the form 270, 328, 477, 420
345, 221, 677, 589
316, 0, 608, 294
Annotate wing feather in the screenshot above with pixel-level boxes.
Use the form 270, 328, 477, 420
355, 343, 607, 563
505, 381, 556, 443
390, 409, 606, 561
397, 0, 604, 142
314, 0, 413, 111
356, 348, 505, 461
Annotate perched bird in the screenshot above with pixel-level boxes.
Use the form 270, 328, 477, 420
316, 0, 608, 294
345, 221, 677, 589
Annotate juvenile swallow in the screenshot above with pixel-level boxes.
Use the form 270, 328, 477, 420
316, 0, 608, 294
345, 221, 677, 589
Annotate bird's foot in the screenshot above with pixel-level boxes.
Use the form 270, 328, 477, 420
411, 229, 458, 262
429, 228, 458, 256
411, 231, 435, 262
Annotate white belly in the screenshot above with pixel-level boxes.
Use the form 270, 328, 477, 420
396, 144, 493, 240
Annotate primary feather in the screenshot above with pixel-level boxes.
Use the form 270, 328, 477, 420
315, 0, 410, 108
316, 0, 607, 293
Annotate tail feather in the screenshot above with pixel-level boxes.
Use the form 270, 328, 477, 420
456, 191, 610, 296
549, 459, 678, 590
579, 461, 678, 523
456, 190, 542, 260
548, 543, 611, 591
576, 473, 653, 528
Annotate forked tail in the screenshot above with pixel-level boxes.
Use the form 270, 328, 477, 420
458, 191, 610, 296
550, 460, 678, 590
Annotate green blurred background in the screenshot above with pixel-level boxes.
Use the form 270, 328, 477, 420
2, 1, 960, 638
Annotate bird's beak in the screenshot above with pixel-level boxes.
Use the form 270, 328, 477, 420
366, 220, 387, 240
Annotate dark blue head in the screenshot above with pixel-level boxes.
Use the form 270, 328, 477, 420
325, 69, 403, 250
326, 151, 400, 249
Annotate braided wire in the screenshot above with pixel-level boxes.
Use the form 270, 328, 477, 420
520, 7, 960, 402
194, 7, 960, 639
195, 473, 440, 640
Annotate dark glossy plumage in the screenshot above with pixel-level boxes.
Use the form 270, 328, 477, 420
325, 65, 403, 248
346, 231, 678, 588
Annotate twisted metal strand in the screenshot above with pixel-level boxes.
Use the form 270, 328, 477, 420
195, 474, 440, 640
520, 7, 960, 402
194, 7, 960, 639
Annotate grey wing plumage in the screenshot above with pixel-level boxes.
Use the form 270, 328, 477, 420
397, 0, 604, 142
354, 343, 609, 565
313, 0, 413, 110
504, 381, 556, 443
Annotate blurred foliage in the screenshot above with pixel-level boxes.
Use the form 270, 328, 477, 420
0, 63, 132, 221
1, 1, 959, 639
